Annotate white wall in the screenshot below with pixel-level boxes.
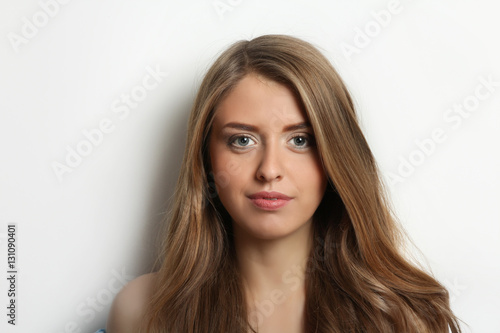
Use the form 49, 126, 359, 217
0, 0, 498, 332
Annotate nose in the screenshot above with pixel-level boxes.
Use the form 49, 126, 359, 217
255, 140, 284, 182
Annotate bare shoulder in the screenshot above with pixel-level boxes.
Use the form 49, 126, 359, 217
106, 272, 157, 333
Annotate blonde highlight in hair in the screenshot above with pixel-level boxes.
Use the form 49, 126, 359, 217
141, 34, 462, 332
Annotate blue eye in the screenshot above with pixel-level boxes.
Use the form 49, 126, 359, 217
292, 136, 306, 146
236, 137, 250, 146
288, 135, 313, 149
227, 134, 314, 150
229, 136, 256, 148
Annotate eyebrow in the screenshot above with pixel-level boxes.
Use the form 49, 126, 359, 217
221, 121, 311, 132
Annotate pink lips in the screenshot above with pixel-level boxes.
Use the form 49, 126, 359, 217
248, 191, 292, 211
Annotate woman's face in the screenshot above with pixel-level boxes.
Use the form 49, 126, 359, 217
208, 74, 327, 241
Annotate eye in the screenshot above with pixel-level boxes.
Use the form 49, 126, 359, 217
229, 135, 256, 148
227, 134, 314, 150
288, 134, 313, 149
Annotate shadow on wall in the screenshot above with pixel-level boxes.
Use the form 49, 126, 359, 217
141, 94, 194, 274
87, 92, 194, 333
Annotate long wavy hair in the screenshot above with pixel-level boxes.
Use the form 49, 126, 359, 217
141, 34, 462, 332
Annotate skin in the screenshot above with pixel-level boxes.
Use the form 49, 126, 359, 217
209, 73, 328, 332
106, 272, 156, 333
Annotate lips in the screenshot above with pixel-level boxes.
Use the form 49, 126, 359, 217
248, 191, 292, 210
248, 191, 292, 200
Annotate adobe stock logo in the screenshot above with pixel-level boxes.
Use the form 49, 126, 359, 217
7, 0, 73, 53
339, 0, 406, 62
387, 74, 499, 185
51, 65, 169, 183
212, 0, 243, 21
60, 267, 134, 333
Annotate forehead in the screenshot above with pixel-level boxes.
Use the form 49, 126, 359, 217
212, 74, 307, 130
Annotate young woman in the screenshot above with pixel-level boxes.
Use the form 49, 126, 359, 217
105, 34, 462, 332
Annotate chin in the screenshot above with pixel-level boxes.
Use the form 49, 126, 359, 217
233, 216, 312, 242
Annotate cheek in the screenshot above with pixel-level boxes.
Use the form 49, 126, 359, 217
295, 155, 327, 195
210, 149, 246, 196
223, 158, 244, 178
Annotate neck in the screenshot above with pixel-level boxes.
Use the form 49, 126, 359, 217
233, 220, 314, 307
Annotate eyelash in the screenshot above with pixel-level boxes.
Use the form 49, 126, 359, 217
227, 134, 314, 150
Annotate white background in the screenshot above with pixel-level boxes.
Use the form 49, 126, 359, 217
0, 0, 499, 332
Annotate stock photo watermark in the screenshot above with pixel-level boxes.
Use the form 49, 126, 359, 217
387, 74, 499, 186
5, 224, 18, 325
51, 65, 169, 183
339, 0, 407, 62
59, 267, 134, 333
212, 0, 243, 21
7, 0, 73, 53
443, 277, 467, 304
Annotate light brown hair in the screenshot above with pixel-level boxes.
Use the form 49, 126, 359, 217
142, 34, 462, 332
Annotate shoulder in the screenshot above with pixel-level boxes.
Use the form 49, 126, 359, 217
106, 272, 157, 333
